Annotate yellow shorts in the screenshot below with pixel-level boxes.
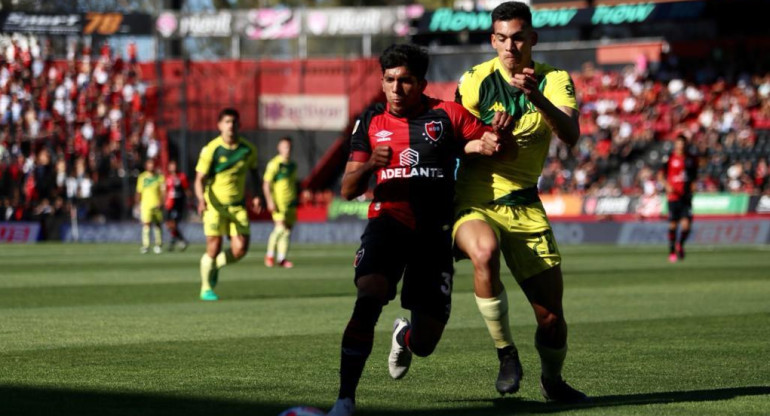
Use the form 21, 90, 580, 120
141, 206, 163, 224
453, 200, 561, 283
203, 204, 251, 237
271, 206, 298, 228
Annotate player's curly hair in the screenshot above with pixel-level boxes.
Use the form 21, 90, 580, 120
491, 1, 532, 27
379, 44, 429, 81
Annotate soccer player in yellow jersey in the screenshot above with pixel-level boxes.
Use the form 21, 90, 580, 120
453, 1, 586, 402
263, 136, 298, 268
136, 158, 165, 254
194, 108, 263, 301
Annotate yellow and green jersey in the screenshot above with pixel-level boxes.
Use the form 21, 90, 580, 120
136, 171, 164, 210
455, 57, 578, 202
195, 135, 258, 206
263, 155, 298, 208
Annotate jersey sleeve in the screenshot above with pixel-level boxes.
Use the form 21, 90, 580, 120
195, 144, 213, 175
442, 101, 489, 141
544, 70, 578, 110
456, 71, 481, 118
348, 115, 371, 163
263, 158, 278, 183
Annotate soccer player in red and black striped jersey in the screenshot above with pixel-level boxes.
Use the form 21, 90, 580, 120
327, 44, 501, 416
164, 160, 191, 251
664, 134, 698, 262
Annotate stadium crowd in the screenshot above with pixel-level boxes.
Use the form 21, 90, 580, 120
0, 37, 155, 237
539, 61, 770, 197
1, 39, 768, 235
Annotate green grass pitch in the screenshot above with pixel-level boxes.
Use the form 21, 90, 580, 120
1, 242, 769, 415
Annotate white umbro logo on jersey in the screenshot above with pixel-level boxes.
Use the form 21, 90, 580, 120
375, 130, 393, 142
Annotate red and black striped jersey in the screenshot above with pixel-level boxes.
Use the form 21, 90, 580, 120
665, 151, 698, 202
349, 95, 488, 229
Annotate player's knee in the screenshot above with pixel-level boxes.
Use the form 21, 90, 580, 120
536, 310, 564, 331
231, 247, 247, 259
467, 240, 498, 270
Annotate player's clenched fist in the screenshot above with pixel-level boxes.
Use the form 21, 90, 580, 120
492, 110, 514, 136
368, 145, 392, 168
510, 68, 543, 104
466, 131, 501, 156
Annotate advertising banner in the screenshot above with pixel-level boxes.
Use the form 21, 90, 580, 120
582, 196, 636, 216
259, 94, 349, 131
83, 12, 153, 35
617, 219, 770, 245
0, 12, 81, 34
241, 8, 300, 39
0, 222, 40, 243
414, 1, 705, 33
62, 222, 366, 244
328, 198, 370, 221
304, 6, 422, 36
541, 194, 583, 216
0, 12, 152, 35
661, 193, 750, 215
156, 11, 233, 38
748, 195, 770, 214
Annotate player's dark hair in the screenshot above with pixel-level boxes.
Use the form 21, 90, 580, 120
278, 136, 292, 144
379, 44, 429, 81
675, 134, 688, 143
218, 107, 240, 122
492, 1, 532, 28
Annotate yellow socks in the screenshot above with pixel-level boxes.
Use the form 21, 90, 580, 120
141, 225, 150, 248
266, 224, 285, 258
153, 225, 162, 247
200, 254, 216, 292
215, 250, 236, 268
475, 287, 516, 349
276, 228, 291, 262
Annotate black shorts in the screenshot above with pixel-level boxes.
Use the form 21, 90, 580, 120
353, 215, 454, 324
165, 200, 185, 221
668, 198, 693, 222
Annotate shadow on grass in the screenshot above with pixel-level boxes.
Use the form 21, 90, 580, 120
0, 385, 767, 416
434, 386, 770, 415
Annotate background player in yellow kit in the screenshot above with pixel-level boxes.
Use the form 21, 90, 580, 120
453, 1, 586, 403
263, 136, 298, 268
194, 108, 263, 301
136, 158, 165, 254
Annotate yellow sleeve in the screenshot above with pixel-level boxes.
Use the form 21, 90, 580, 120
457, 71, 481, 118
263, 158, 278, 183
544, 70, 578, 110
136, 172, 145, 193
195, 143, 213, 175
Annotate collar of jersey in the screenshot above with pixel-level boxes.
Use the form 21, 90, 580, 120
216, 135, 243, 149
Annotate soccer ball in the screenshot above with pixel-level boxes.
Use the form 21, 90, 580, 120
277, 406, 325, 416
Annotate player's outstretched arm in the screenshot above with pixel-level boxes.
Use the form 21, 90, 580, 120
464, 131, 501, 156
340, 145, 391, 200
